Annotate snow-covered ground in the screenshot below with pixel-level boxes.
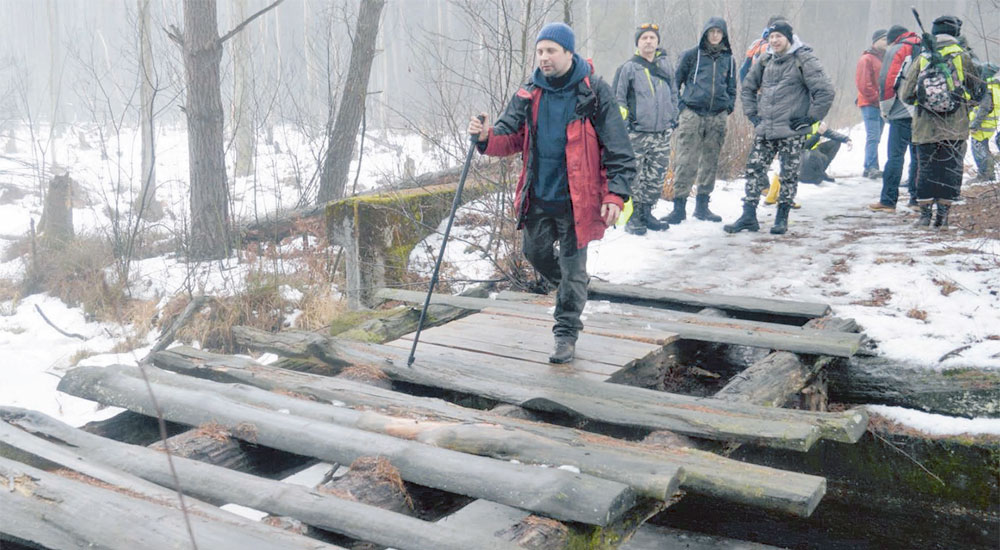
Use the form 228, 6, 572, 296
1, 121, 997, 439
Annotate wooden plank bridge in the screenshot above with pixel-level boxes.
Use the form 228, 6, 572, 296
2, 282, 870, 550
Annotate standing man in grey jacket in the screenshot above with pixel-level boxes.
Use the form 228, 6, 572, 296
615, 23, 678, 235
724, 20, 835, 235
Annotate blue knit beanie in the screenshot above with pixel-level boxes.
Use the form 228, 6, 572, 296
536, 22, 575, 52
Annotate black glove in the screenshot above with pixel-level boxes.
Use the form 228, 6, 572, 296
748, 115, 761, 127
789, 116, 815, 132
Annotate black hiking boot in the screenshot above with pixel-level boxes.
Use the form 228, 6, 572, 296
624, 205, 647, 235
723, 202, 759, 233
661, 198, 686, 224
914, 204, 932, 228
933, 203, 951, 230
693, 194, 722, 222
640, 203, 669, 231
549, 337, 576, 364
770, 203, 791, 234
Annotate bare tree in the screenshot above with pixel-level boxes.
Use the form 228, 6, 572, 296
316, 0, 386, 204
138, 0, 157, 217
168, 0, 284, 261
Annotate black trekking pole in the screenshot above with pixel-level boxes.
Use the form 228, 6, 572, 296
406, 115, 485, 367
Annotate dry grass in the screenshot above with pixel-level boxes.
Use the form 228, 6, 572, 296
348, 456, 413, 509
932, 278, 959, 296
21, 234, 129, 322
294, 284, 347, 330
339, 363, 390, 383
68, 348, 99, 366
906, 308, 928, 321
851, 287, 893, 307
192, 421, 233, 443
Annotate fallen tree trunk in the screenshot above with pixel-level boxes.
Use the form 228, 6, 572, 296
155, 344, 826, 517
0, 410, 522, 550
0, 453, 343, 550
56, 366, 636, 526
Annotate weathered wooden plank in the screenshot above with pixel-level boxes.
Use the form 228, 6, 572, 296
714, 351, 818, 408
155, 344, 826, 517
56, 366, 636, 526
585, 281, 831, 320
437, 312, 657, 366
331, 338, 867, 449
0, 410, 524, 550
0, 455, 341, 550
376, 289, 862, 357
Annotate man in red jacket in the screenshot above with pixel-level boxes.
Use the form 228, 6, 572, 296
856, 29, 887, 179
468, 22, 635, 364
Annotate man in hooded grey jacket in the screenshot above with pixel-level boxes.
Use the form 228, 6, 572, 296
724, 20, 834, 235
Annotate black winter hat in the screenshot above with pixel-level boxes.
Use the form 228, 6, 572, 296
931, 15, 962, 37
887, 25, 908, 44
767, 21, 793, 41
871, 29, 887, 43
635, 23, 660, 45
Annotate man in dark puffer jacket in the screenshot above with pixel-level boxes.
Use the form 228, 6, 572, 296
724, 20, 834, 236
662, 16, 736, 225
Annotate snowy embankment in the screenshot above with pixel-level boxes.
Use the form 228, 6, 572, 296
0, 122, 996, 440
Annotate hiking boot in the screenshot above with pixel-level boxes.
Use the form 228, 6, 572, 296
640, 203, 669, 231
868, 202, 896, 212
864, 168, 883, 179
549, 337, 576, 364
693, 194, 722, 222
661, 198, 686, 224
624, 206, 647, 235
914, 204, 932, 227
933, 203, 951, 230
770, 203, 791, 235
723, 202, 759, 234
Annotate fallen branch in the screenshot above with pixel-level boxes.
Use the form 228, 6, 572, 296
146, 296, 211, 358
34, 305, 86, 340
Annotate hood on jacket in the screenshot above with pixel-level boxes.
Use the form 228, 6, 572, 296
698, 16, 731, 52
532, 53, 591, 92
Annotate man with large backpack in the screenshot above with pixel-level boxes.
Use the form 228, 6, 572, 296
870, 25, 923, 212
899, 15, 981, 229
739, 16, 785, 83
468, 22, 635, 363
661, 16, 736, 225
724, 20, 835, 235
614, 23, 678, 235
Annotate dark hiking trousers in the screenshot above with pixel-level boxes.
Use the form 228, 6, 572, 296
880, 118, 918, 206
915, 140, 966, 203
799, 140, 841, 183
522, 203, 588, 341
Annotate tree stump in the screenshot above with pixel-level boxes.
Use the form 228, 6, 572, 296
38, 174, 74, 248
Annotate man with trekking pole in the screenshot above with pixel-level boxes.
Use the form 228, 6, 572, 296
467, 22, 635, 364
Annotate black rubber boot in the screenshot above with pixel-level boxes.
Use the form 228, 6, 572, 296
770, 203, 791, 234
549, 337, 576, 364
933, 203, 950, 230
624, 205, 647, 235
914, 204, 932, 227
661, 198, 686, 224
641, 203, 669, 231
723, 202, 759, 233
693, 194, 722, 222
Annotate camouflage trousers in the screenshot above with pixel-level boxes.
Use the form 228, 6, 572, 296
672, 109, 728, 199
629, 129, 672, 204
743, 134, 806, 206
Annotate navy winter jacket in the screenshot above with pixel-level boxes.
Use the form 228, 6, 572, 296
676, 17, 737, 115
530, 56, 592, 209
